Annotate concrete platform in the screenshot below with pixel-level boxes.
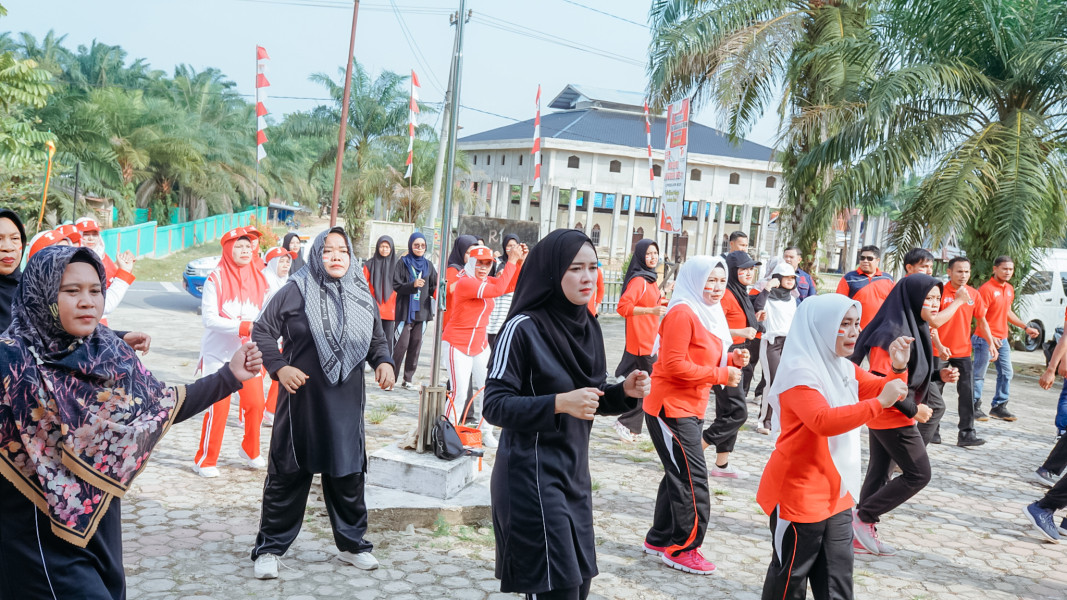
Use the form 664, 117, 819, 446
364, 443, 492, 529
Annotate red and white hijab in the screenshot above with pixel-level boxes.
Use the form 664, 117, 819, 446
209, 227, 268, 327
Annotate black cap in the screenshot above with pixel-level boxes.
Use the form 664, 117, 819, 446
726, 250, 761, 269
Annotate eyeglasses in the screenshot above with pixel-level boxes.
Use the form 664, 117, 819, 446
858, 255, 877, 261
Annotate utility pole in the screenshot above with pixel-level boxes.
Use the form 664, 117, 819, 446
427, 11, 465, 233
429, 0, 469, 387
329, 0, 361, 228
71, 162, 81, 223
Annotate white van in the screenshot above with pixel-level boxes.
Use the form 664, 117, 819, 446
1016, 248, 1067, 351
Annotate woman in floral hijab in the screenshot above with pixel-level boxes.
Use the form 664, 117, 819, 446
0, 245, 263, 599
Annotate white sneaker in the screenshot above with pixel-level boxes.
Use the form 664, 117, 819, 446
708, 464, 749, 479
481, 429, 498, 449
338, 550, 379, 570
262, 412, 274, 427
614, 420, 635, 443
193, 464, 220, 478
253, 553, 280, 579
239, 448, 267, 469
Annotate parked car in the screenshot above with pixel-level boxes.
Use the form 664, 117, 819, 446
182, 255, 220, 300
1016, 248, 1067, 351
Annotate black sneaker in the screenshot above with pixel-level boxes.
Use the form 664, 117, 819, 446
932, 432, 942, 444
989, 404, 1017, 421
957, 432, 986, 448
975, 408, 989, 421
1031, 467, 1057, 488
1059, 517, 1067, 537
1024, 502, 1061, 542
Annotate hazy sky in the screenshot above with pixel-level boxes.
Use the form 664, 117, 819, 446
4, 0, 780, 147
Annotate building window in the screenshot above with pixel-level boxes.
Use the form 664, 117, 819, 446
766, 176, 776, 188
729, 172, 740, 185
575, 221, 583, 231
501, 155, 506, 166
609, 160, 622, 173
473, 155, 477, 165
567, 155, 580, 169
653, 164, 662, 177
519, 154, 523, 166
691, 169, 701, 181
622, 195, 631, 211
487, 154, 492, 165
726, 204, 743, 223
591, 224, 601, 245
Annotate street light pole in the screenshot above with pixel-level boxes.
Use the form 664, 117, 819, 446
329, 0, 361, 228
428, 0, 468, 387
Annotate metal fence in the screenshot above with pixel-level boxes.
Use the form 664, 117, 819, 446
100, 208, 268, 259
601, 270, 624, 316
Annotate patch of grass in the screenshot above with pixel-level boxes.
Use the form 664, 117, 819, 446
456, 525, 494, 547
432, 515, 450, 537
591, 479, 602, 492
637, 439, 655, 453
625, 455, 653, 463
724, 506, 739, 513
134, 243, 219, 283
380, 400, 401, 413
367, 408, 391, 424
713, 488, 730, 496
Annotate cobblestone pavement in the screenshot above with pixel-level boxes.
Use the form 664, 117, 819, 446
108, 286, 1067, 600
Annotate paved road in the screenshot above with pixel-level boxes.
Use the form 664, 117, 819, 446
104, 285, 1067, 599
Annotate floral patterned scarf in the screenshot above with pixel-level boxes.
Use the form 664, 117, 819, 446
0, 246, 182, 548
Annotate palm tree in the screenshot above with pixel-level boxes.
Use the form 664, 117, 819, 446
647, 0, 881, 270
805, 0, 1067, 276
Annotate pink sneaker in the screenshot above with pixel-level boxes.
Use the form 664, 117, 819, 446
852, 537, 871, 554
643, 540, 666, 556
661, 548, 716, 575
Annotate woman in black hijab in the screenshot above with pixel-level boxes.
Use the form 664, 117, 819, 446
363, 235, 399, 352
250, 227, 395, 578
849, 274, 958, 556
484, 228, 651, 600
0, 209, 27, 331
612, 238, 664, 442
282, 232, 307, 274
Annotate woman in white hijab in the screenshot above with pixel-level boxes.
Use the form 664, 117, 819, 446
757, 294, 910, 600
641, 256, 748, 576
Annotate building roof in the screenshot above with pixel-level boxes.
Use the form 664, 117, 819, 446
548, 84, 650, 111
459, 108, 777, 163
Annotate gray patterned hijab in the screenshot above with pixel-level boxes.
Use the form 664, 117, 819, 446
289, 227, 375, 385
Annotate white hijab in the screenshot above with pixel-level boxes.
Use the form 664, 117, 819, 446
652, 255, 732, 367
766, 293, 863, 502
262, 255, 290, 301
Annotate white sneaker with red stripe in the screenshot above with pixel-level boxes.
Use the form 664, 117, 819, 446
661, 548, 716, 575
643, 540, 666, 556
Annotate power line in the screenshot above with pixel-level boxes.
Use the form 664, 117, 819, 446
561, 0, 647, 28
473, 12, 645, 68
230, 0, 451, 14
388, 0, 447, 94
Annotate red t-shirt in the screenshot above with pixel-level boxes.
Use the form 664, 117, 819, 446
979, 278, 1014, 339
363, 265, 398, 321
616, 277, 662, 355
587, 267, 605, 316
937, 282, 987, 358
757, 364, 905, 523
836, 270, 895, 328
720, 291, 748, 345
443, 262, 517, 355
643, 306, 736, 419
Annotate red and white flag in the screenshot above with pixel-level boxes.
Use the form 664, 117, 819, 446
644, 101, 655, 197
405, 70, 421, 179
256, 46, 270, 162
532, 85, 542, 193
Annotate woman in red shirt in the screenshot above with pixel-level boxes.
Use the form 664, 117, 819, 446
849, 274, 959, 555
642, 256, 747, 576
613, 239, 665, 442
759, 294, 909, 600
363, 236, 399, 353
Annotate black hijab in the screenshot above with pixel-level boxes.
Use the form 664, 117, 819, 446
365, 235, 398, 304
506, 228, 605, 389
447, 234, 478, 272
492, 233, 520, 277
726, 251, 761, 331
283, 232, 307, 274
851, 274, 942, 403
623, 239, 659, 291
0, 209, 27, 332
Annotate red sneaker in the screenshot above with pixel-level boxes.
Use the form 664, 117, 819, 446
661, 548, 716, 575
643, 540, 666, 556
852, 537, 872, 554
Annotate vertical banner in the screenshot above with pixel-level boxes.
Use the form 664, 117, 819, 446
255, 46, 270, 162
405, 70, 421, 179
531, 85, 542, 193
658, 98, 689, 235
644, 101, 655, 197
